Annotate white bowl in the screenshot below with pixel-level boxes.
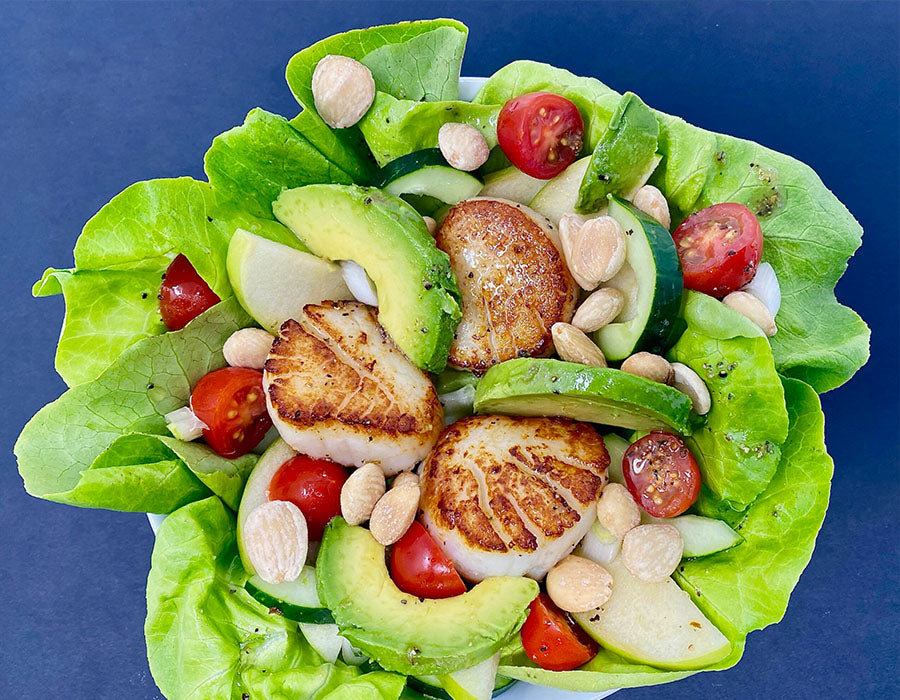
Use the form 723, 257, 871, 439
148, 75, 617, 700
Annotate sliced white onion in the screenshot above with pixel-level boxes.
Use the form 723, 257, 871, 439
340, 636, 368, 665
340, 260, 378, 307
740, 262, 781, 317
164, 406, 208, 442
577, 521, 622, 565
438, 384, 476, 426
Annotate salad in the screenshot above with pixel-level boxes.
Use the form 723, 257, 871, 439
15, 18, 868, 700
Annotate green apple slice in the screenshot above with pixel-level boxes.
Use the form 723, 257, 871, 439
573, 556, 731, 670
226, 228, 352, 332
437, 652, 500, 700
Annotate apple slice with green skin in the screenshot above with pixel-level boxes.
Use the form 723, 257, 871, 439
437, 652, 500, 700
226, 228, 352, 333
236, 438, 297, 576
573, 556, 731, 670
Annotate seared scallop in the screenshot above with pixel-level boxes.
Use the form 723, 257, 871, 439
419, 414, 608, 581
435, 198, 578, 375
264, 301, 443, 475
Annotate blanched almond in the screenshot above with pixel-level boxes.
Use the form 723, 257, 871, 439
546, 555, 614, 613
551, 322, 607, 367
312, 55, 375, 129
723, 291, 777, 336
572, 288, 625, 333
621, 523, 683, 582
621, 352, 674, 384
340, 463, 386, 526
391, 471, 419, 490
596, 483, 640, 538
369, 484, 420, 545
223, 328, 274, 369
631, 185, 671, 230
670, 362, 712, 415
438, 123, 490, 172
567, 216, 627, 290
243, 500, 308, 584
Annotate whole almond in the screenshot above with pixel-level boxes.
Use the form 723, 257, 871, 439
243, 500, 308, 584
596, 483, 641, 539
312, 55, 376, 129
551, 322, 607, 367
369, 484, 420, 545
631, 185, 671, 230
567, 216, 627, 290
572, 288, 625, 333
223, 328, 274, 370
391, 471, 419, 490
670, 362, 712, 414
723, 291, 777, 336
621, 352, 674, 384
546, 555, 614, 613
622, 524, 683, 582
340, 463, 386, 526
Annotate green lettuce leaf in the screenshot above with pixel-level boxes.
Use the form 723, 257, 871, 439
670, 292, 789, 507
36, 177, 300, 386
676, 377, 833, 635
205, 108, 355, 219
474, 61, 869, 391
498, 376, 829, 692
285, 19, 467, 178
359, 93, 499, 167
15, 299, 256, 512
146, 496, 406, 699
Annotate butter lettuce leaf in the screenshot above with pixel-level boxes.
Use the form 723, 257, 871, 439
670, 292, 789, 507
15, 299, 256, 512
285, 19, 467, 178
146, 496, 406, 700
475, 61, 868, 391
359, 93, 499, 167
35, 178, 300, 386
676, 377, 833, 635
205, 108, 354, 219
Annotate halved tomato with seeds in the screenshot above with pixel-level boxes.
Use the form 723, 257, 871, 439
190, 367, 271, 458
623, 431, 701, 518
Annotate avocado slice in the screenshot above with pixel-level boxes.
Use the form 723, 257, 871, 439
273, 184, 462, 372
316, 518, 538, 675
575, 92, 660, 214
473, 358, 692, 434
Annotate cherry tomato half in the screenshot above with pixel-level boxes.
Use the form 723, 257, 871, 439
497, 92, 584, 179
389, 521, 467, 599
267, 455, 348, 541
159, 254, 220, 331
623, 431, 701, 518
190, 367, 271, 459
521, 593, 598, 671
672, 203, 763, 297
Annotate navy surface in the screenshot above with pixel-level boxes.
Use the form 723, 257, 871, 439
1, 2, 897, 698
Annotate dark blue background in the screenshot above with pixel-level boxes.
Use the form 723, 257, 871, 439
1, 2, 897, 698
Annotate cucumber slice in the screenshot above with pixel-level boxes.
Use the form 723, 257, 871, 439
594, 195, 684, 361
528, 157, 593, 225
602, 433, 630, 484
385, 165, 482, 207
373, 148, 447, 188
437, 652, 500, 700
577, 520, 621, 565
643, 513, 743, 558
236, 439, 297, 576
573, 556, 731, 670
401, 193, 447, 216
299, 622, 343, 663
245, 565, 334, 624
474, 358, 693, 434
478, 166, 545, 205
410, 669, 514, 700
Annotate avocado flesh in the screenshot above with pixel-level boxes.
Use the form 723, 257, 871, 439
273, 184, 461, 372
316, 518, 538, 675
474, 358, 693, 434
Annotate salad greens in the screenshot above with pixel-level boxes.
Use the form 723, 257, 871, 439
670, 292, 789, 508
15, 299, 256, 512
35, 178, 303, 386
16, 17, 866, 700
474, 60, 869, 392
147, 496, 406, 700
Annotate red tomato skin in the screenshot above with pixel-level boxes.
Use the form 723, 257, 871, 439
623, 431, 701, 518
672, 203, 763, 297
389, 522, 467, 599
267, 456, 349, 541
497, 92, 584, 179
159, 254, 220, 331
190, 367, 271, 459
520, 593, 598, 671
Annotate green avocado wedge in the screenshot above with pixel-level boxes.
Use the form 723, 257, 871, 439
316, 518, 538, 675
473, 359, 692, 434
273, 184, 462, 372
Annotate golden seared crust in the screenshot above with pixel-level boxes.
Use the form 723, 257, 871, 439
436, 199, 578, 375
420, 415, 608, 555
264, 301, 443, 471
